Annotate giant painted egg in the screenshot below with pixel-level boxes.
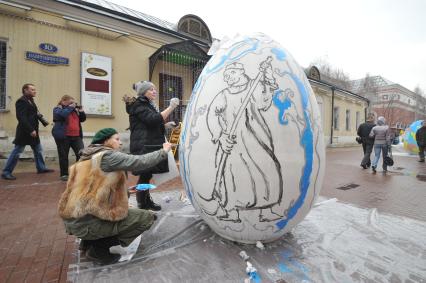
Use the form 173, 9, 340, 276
403, 120, 424, 154
179, 34, 325, 243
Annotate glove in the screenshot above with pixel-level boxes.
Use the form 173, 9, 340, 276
169, 98, 180, 110
165, 121, 177, 129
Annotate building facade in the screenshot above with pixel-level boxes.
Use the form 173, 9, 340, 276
0, 0, 211, 157
0, 0, 370, 159
350, 76, 426, 128
307, 66, 369, 146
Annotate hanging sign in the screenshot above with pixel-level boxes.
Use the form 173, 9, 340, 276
25, 51, 69, 65
39, 43, 58, 53
81, 52, 112, 115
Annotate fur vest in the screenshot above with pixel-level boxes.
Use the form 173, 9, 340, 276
58, 150, 128, 221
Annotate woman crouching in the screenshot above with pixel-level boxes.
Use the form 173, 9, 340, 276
58, 128, 171, 265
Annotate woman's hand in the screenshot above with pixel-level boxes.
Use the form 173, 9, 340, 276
163, 142, 172, 152
165, 121, 177, 129
169, 98, 179, 110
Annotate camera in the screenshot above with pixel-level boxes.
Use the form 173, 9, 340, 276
37, 113, 49, 127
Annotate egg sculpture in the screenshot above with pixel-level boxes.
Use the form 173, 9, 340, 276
403, 120, 424, 154
179, 33, 325, 243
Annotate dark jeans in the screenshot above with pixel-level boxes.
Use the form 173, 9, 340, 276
2, 143, 48, 174
361, 142, 373, 166
55, 136, 84, 176
419, 145, 425, 160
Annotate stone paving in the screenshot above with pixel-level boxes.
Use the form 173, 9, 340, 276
0, 145, 425, 282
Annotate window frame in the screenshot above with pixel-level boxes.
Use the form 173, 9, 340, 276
345, 109, 351, 131
333, 106, 340, 131
0, 39, 7, 111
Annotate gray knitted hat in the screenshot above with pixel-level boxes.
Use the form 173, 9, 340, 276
133, 81, 154, 96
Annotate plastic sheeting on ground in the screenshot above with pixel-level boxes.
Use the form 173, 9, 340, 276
67, 191, 426, 283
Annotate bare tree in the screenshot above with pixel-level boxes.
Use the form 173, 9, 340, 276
413, 85, 425, 121
309, 57, 351, 89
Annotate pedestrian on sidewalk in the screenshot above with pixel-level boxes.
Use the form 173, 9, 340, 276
58, 128, 172, 265
127, 80, 179, 211
357, 113, 376, 169
1, 83, 53, 180
415, 120, 426, 162
369, 116, 391, 173
52, 95, 86, 181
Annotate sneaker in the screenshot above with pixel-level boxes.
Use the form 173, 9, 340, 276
1, 173, 16, 180
60, 175, 68, 181
372, 166, 376, 173
419, 159, 425, 163
37, 169, 54, 174
360, 164, 367, 169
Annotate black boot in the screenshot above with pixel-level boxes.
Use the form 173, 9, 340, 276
136, 190, 162, 211
79, 239, 95, 255
86, 236, 121, 265
136, 190, 145, 209
145, 190, 162, 211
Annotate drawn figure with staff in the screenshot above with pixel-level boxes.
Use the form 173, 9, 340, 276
202, 56, 284, 223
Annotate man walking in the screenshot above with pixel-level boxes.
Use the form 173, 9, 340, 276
416, 120, 426, 162
1, 83, 53, 180
357, 113, 376, 169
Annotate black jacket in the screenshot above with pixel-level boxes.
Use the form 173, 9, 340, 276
13, 95, 41, 146
128, 96, 168, 174
416, 126, 426, 147
357, 121, 376, 145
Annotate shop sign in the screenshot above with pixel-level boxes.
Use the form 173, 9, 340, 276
81, 52, 112, 115
25, 51, 69, 65
39, 43, 58, 53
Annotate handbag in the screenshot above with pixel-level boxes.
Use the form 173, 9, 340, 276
384, 146, 394, 166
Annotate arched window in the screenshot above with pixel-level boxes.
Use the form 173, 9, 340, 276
177, 15, 212, 44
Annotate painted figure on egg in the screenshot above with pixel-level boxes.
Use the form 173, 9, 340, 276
201, 57, 283, 223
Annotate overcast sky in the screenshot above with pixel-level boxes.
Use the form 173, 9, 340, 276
109, 0, 426, 92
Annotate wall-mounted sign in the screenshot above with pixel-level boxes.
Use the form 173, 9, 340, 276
25, 51, 69, 65
81, 52, 112, 116
39, 43, 58, 54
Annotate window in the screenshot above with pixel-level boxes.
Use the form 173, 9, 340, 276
333, 107, 339, 130
356, 111, 360, 130
0, 40, 6, 110
346, 109, 351, 131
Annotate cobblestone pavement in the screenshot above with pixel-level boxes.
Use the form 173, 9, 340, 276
0, 145, 424, 282
321, 146, 426, 221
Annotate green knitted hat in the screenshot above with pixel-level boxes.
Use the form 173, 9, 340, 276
91, 128, 118, 144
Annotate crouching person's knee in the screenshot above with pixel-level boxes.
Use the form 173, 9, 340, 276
127, 208, 156, 233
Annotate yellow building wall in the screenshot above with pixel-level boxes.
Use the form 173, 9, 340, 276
0, 9, 163, 138
311, 85, 367, 145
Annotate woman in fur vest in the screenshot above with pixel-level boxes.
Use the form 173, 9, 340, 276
58, 128, 171, 265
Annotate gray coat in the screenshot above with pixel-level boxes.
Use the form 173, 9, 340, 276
369, 125, 390, 145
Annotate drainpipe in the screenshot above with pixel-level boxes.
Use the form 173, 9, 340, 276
330, 86, 335, 145
365, 100, 369, 121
